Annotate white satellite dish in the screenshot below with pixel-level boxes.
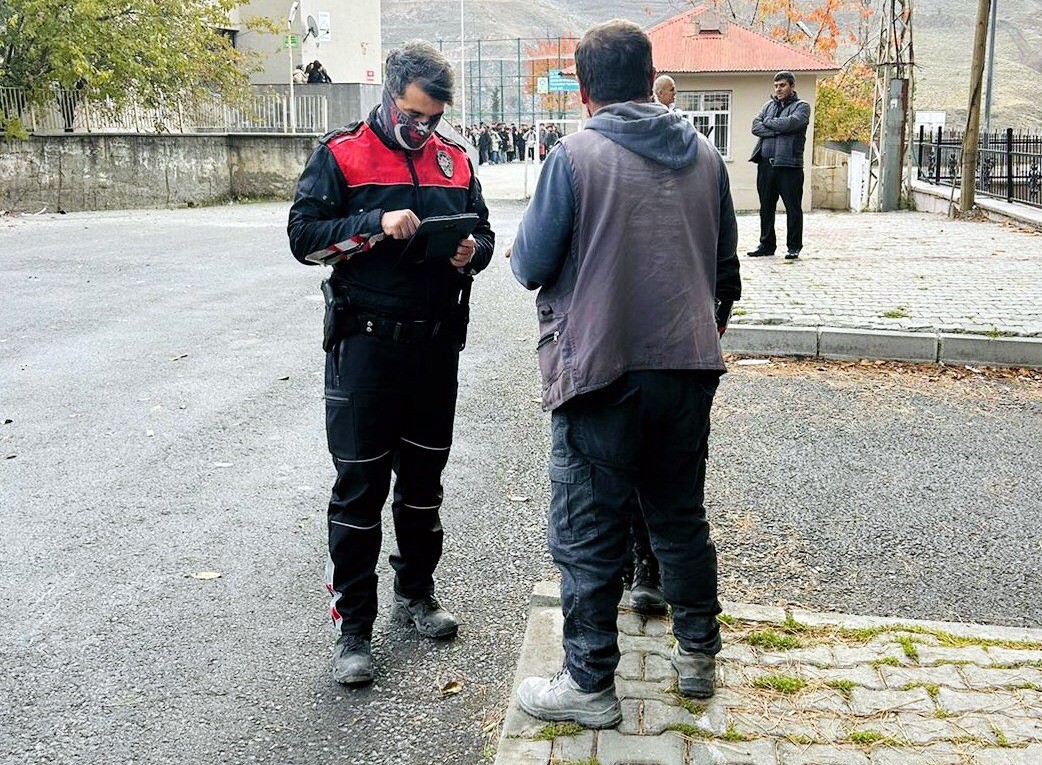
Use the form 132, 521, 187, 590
305, 15, 320, 41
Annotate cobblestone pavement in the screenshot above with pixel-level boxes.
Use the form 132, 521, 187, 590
732, 212, 1042, 338
478, 165, 1042, 338
498, 585, 1042, 765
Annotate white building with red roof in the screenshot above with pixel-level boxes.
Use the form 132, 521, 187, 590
647, 5, 839, 210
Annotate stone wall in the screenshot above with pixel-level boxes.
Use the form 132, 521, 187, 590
812, 146, 851, 211
0, 133, 316, 213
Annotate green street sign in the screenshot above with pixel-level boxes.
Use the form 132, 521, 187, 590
283, 34, 300, 48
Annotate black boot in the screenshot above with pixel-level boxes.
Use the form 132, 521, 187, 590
630, 554, 667, 615
332, 634, 374, 686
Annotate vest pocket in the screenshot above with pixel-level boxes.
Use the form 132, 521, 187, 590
536, 313, 567, 387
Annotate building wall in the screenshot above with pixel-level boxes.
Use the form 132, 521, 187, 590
0, 134, 316, 212
233, 0, 382, 87
668, 71, 827, 212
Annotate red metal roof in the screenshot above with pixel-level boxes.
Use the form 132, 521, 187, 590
647, 5, 839, 74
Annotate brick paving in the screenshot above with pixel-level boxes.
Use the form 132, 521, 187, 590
496, 585, 1042, 765
482, 161, 1042, 338
732, 212, 1042, 339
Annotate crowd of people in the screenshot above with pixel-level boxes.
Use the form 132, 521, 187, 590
454, 122, 563, 164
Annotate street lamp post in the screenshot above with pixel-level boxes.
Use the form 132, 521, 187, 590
459, 0, 466, 127
288, 1, 299, 133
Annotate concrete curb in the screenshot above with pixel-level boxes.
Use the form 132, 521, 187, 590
723, 324, 1042, 368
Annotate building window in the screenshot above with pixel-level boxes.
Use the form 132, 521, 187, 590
676, 91, 731, 158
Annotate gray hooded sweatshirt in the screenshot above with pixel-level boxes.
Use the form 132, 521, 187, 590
511, 101, 741, 411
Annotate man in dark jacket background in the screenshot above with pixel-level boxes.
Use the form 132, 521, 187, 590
749, 71, 811, 260
508, 19, 741, 729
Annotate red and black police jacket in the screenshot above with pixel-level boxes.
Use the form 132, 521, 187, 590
288, 108, 495, 319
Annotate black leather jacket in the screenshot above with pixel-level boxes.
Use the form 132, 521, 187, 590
288, 108, 495, 319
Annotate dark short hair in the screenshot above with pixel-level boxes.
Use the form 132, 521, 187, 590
774, 71, 796, 86
574, 20, 653, 105
385, 42, 455, 104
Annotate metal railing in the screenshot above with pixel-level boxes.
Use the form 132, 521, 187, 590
0, 87, 328, 135
914, 126, 1042, 209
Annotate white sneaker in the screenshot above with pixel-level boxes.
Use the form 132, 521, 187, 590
516, 669, 622, 729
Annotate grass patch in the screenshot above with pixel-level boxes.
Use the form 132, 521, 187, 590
746, 630, 801, 651
784, 734, 819, 745
717, 613, 739, 626
881, 307, 910, 319
529, 722, 584, 740
560, 759, 600, 765
932, 632, 1042, 651
847, 730, 888, 746
871, 657, 901, 667
992, 725, 1011, 748
901, 682, 939, 700
825, 679, 855, 699
720, 724, 754, 742
732, 307, 747, 317
934, 709, 951, 719
897, 636, 920, 662
752, 674, 806, 694
666, 723, 713, 739
666, 683, 708, 716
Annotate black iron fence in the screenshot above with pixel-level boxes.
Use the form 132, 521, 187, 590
915, 127, 1042, 209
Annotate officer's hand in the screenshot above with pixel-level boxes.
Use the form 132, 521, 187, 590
451, 236, 476, 269
381, 209, 421, 240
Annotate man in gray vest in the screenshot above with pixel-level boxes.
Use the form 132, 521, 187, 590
507, 19, 742, 728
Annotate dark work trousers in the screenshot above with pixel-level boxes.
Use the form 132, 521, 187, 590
548, 370, 723, 693
756, 162, 805, 254
324, 331, 459, 638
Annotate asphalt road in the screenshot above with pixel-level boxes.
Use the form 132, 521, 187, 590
1, 202, 1040, 765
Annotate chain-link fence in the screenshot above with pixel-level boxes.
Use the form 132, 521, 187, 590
389, 36, 583, 130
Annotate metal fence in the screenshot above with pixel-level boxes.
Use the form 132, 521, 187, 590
914, 127, 1042, 209
0, 86, 328, 135
389, 36, 583, 129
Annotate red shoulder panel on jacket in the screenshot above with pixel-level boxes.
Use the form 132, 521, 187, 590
327, 124, 473, 190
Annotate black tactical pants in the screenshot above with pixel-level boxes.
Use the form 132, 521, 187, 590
323, 331, 459, 638
549, 370, 722, 692
757, 162, 804, 254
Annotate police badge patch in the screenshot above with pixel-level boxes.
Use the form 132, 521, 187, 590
436, 150, 454, 179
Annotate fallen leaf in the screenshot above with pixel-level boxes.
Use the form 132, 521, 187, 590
4, 454, 15, 460
189, 571, 222, 580
508, 495, 530, 503
170, 353, 188, 362
2, 418, 11, 425
439, 680, 463, 696
277, 375, 290, 381
146, 429, 154, 437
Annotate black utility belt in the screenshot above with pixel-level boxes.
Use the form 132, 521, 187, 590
353, 312, 450, 344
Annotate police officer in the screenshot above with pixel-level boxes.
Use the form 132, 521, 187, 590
287, 42, 495, 686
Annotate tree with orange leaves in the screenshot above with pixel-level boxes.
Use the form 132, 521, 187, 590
522, 35, 581, 118
705, 0, 875, 59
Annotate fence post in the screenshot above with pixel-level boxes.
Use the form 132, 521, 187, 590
917, 125, 924, 181
1006, 127, 1014, 203
935, 126, 943, 184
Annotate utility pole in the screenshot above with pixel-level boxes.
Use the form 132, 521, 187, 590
983, 0, 997, 133
960, 0, 991, 213
866, 0, 915, 212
